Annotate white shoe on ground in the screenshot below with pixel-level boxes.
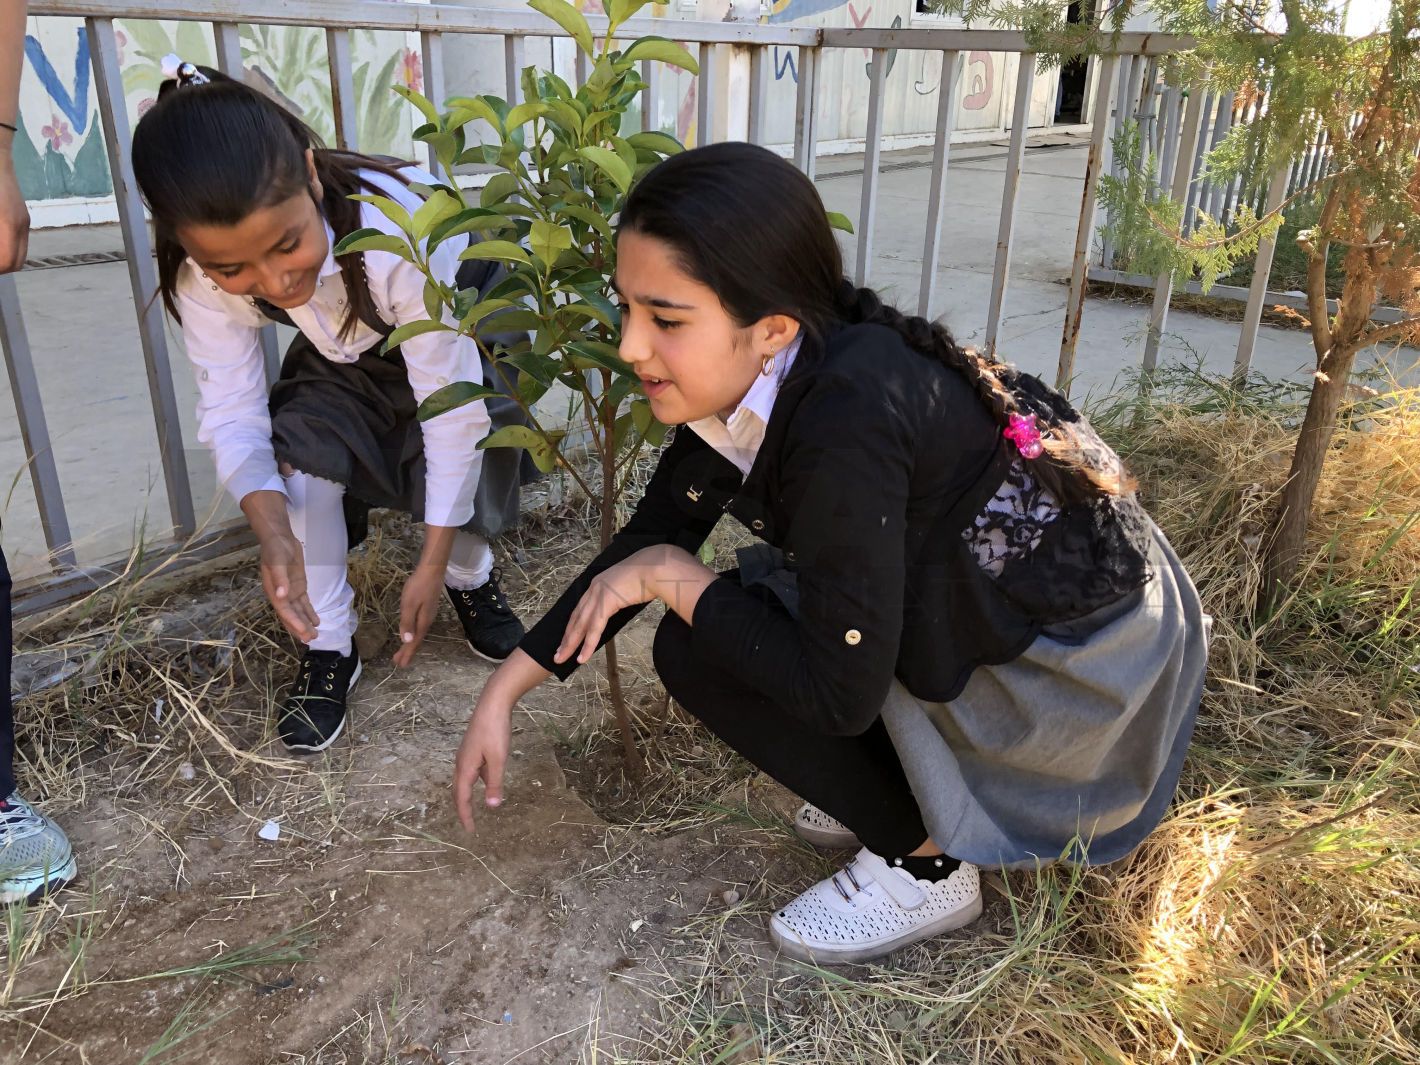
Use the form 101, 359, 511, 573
792, 802, 861, 850
769, 847, 982, 965
0, 791, 77, 904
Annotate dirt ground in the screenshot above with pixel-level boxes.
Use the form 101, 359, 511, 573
2, 511, 940, 1065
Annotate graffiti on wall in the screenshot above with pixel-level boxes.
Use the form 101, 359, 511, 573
17, 16, 422, 204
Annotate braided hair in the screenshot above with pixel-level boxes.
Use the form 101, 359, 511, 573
620, 142, 1132, 506
133, 66, 410, 339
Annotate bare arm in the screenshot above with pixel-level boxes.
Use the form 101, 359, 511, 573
0, 0, 30, 272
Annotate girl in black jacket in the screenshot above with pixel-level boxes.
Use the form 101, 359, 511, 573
452, 143, 1210, 965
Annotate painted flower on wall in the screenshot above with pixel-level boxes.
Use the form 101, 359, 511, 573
400, 48, 422, 93
115, 28, 128, 65
41, 116, 72, 151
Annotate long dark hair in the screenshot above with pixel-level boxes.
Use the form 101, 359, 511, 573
132, 68, 410, 339
617, 141, 1131, 504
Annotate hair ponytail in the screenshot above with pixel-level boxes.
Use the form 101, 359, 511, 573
832, 281, 1133, 505
134, 66, 412, 339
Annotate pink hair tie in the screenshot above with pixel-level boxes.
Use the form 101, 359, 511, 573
1003, 413, 1044, 459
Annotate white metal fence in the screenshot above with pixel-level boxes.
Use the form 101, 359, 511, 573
5, 1, 1195, 614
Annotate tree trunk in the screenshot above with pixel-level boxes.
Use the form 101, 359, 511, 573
1260, 250, 1375, 612
1259, 344, 1359, 611
598, 376, 642, 772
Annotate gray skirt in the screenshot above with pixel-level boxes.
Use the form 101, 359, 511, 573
268, 335, 536, 544
738, 522, 1210, 870
879, 524, 1209, 870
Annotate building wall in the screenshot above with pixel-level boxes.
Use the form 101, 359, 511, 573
18, 0, 1116, 229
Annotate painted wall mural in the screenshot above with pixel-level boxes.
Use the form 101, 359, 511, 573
16, 11, 422, 210
17, 0, 1064, 220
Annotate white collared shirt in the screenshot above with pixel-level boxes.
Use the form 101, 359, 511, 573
687, 333, 802, 476
173, 166, 490, 528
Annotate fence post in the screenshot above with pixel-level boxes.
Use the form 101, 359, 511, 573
918, 50, 964, 319
983, 55, 1036, 355
421, 31, 447, 179
792, 47, 819, 178
1234, 167, 1291, 383
1140, 84, 1209, 382
325, 28, 358, 149
88, 16, 196, 538
854, 49, 889, 287
1057, 53, 1120, 393
0, 277, 76, 570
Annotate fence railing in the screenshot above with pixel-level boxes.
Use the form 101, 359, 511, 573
7, 1, 1196, 615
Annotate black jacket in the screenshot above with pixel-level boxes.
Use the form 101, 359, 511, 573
520, 323, 1151, 735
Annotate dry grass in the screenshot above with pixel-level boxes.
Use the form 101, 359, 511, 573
3, 367, 1417, 1063
564, 366, 1420, 1064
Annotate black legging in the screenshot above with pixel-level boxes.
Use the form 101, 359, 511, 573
652, 606, 930, 857
1, 546, 16, 798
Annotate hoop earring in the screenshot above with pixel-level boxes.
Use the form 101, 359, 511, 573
760, 350, 777, 377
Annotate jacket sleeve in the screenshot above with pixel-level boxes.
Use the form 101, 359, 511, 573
688, 377, 913, 735
518, 427, 727, 679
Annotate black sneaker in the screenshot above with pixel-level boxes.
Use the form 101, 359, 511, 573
278, 648, 362, 753
446, 569, 526, 663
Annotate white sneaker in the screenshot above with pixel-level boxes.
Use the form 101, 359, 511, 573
793, 803, 861, 850
0, 791, 78, 904
769, 848, 981, 965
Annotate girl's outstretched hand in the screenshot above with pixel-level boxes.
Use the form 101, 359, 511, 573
453, 695, 512, 832
259, 532, 320, 643
556, 545, 716, 666
393, 566, 443, 668
452, 649, 551, 832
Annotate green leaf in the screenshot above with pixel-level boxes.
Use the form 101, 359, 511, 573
529, 220, 575, 266
501, 349, 561, 386
417, 380, 504, 422
579, 146, 633, 194
515, 370, 552, 407
481, 172, 521, 208
630, 397, 668, 446
478, 424, 564, 475
350, 194, 415, 236
483, 308, 543, 333
607, 0, 653, 35
568, 340, 634, 376
392, 83, 441, 128
528, 0, 595, 58
542, 99, 585, 138
459, 240, 532, 266
826, 211, 855, 235
459, 297, 515, 333
412, 189, 462, 241
445, 95, 505, 133
430, 208, 512, 246
622, 37, 699, 74
333, 227, 412, 258
505, 101, 548, 129
627, 130, 684, 157
380, 319, 452, 354
423, 280, 446, 324
556, 204, 614, 244
559, 301, 615, 329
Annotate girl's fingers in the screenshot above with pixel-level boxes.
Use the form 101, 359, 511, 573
577, 608, 609, 664
454, 756, 479, 832
555, 595, 592, 663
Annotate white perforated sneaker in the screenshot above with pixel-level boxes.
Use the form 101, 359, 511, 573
769, 848, 982, 965
792, 803, 861, 850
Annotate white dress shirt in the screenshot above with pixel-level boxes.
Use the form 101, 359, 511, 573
174, 167, 490, 529
686, 333, 802, 476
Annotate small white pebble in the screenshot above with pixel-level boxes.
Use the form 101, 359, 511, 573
722, 889, 741, 907
178, 763, 196, 780
629, 918, 644, 933
258, 820, 281, 842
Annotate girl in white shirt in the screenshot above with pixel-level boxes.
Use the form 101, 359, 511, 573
131, 60, 529, 753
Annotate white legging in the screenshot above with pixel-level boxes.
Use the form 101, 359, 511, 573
284, 470, 494, 654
